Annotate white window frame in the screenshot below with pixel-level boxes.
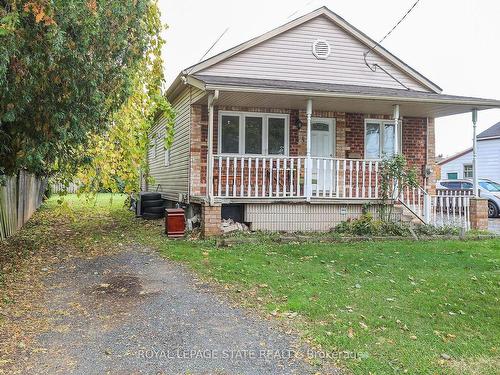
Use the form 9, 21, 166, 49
364, 119, 402, 160
151, 134, 157, 159
218, 111, 289, 156
463, 164, 473, 179
164, 147, 170, 167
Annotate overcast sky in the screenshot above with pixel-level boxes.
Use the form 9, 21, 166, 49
158, 0, 500, 157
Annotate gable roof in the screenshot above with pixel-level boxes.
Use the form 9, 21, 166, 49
437, 148, 472, 165
477, 121, 500, 140
181, 6, 442, 94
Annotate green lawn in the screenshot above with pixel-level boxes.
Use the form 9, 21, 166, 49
7, 194, 500, 374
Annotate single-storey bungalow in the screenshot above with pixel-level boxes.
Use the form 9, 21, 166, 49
146, 6, 500, 236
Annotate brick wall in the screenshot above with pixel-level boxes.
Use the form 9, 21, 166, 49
190, 105, 434, 198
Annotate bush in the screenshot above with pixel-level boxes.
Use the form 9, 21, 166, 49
333, 213, 412, 237
333, 214, 462, 237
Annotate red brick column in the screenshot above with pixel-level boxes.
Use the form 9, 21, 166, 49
201, 204, 221, 237
469, 198, 488, 230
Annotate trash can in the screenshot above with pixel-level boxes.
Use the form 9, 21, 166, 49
165, 208, 185, 238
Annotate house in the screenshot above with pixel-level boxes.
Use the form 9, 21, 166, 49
146, 7, 500, 236
438, 122, 500, 182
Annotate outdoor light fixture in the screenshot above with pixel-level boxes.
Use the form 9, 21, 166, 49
295, 117, 303, 130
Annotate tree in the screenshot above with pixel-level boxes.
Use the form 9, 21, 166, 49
379, 155, 418, 222
71, 1, 174, 195
0, 0, 158, 176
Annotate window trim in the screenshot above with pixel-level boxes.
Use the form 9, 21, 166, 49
151, 134, 157, 159
463, 163, 473, 179
164, 147, 170, 167
364, 118, 402, 160
218, 111, 289, 156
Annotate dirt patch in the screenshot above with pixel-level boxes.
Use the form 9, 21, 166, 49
86, 274, 143, 298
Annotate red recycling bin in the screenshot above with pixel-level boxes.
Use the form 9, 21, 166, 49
165, 208, 185, 238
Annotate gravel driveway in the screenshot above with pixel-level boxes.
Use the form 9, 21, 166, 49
23, 245, 331, 375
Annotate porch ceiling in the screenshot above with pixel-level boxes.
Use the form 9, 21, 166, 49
192, 75, 500, 118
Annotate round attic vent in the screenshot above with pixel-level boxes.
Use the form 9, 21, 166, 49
312, 39, 331, 60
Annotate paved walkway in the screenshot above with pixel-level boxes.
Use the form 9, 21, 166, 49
21, 245, 331, 375
489, 218, 500, 234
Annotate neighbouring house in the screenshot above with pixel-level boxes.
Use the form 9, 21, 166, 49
146, 6, 500, 235
438, 121, 500, 182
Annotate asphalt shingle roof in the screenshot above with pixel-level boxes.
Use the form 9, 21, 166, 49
194, 75, 500, 106
477, 122, 500, 139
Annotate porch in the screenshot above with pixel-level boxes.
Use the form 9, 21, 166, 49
187, 76, 500, 234
212, 155, 383, 201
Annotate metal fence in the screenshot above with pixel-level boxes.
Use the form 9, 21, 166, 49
0, 171, 47, 240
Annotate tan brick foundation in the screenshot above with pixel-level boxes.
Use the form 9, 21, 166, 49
469, 198, 488, 230
201, 204, 222, 237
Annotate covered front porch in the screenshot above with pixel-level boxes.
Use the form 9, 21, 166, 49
194, 75, 499, 206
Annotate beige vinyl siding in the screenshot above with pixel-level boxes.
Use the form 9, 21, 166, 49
199, 16, 429, 92
147, 87, 205, 202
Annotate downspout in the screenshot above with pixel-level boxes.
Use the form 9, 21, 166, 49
207, 90, 219, 205
306, 99, 313, 202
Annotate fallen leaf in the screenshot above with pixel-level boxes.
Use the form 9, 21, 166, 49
347, 327, 355, 338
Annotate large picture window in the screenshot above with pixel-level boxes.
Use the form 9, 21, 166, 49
365, 120, 400, 159
218, 111, 289, 155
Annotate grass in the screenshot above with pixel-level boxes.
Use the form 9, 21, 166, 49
3, 194, 500, 374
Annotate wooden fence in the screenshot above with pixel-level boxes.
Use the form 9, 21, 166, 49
0, 171, 47, 241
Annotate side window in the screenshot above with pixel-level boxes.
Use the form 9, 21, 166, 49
151, 135, 157, 158
463, 164, 473, 179
164, 147, 170, 167
461, 182, 473, 190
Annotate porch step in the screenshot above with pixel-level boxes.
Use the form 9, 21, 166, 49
394, 204, 424, 225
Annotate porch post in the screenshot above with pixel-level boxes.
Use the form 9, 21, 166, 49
393, 104, 400, 154
472, 109, 479, 197
207, 91, 218, 204
306, 98, 313, 201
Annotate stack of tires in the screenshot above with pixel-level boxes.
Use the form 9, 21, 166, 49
141, 193, 166, 220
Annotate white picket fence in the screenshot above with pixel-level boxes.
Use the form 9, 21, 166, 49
51, 181, 80, 194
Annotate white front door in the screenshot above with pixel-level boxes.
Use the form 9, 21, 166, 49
311, 118, 335, 191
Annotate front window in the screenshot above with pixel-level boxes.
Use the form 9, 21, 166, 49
268, 117, 286, 155
365, 120, 399, 159
463, 164, 473, 179
219, 112, 288, 155
479, 181, 500, 192
220, 115, 240, 153
244, 116, 263, 154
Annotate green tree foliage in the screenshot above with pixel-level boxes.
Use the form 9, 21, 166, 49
0, 0, 157, 176
379, 154, 418, 221
74, 0, 174, 194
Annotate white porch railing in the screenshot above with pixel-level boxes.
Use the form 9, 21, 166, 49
430, 194, 471, 229
398, 185, 429, 222
398, 186, 471, 229
212, 155, 381, 199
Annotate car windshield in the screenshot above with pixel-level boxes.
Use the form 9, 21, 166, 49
479, 181, 500, 192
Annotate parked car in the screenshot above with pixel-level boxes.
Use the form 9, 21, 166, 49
437, 178, 500, 218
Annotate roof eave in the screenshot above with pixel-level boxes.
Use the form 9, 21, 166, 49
203, 83, 500, 108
